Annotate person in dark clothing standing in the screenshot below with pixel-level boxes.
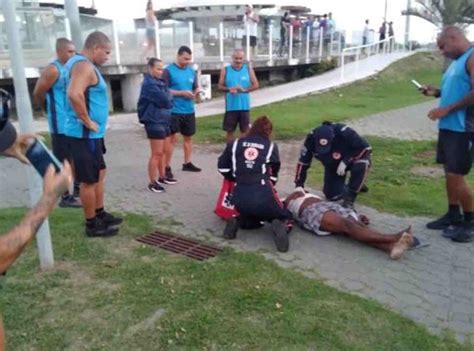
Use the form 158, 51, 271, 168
218, 116, 292, 252
295, 122, 371, 209
138, 58, 176, 193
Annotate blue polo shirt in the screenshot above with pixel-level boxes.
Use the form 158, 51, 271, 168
225, 63, 251, 111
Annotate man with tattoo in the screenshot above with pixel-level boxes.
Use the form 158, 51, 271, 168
0, 118, 72, 350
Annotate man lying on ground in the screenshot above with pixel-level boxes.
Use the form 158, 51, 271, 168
284, 188, 414, 260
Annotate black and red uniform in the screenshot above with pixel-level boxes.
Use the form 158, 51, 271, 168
295, 122, 371, 207
218, 135, 291, 226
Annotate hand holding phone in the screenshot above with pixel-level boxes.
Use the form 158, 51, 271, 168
411, 79, 422, 89
25, 138, 62, 177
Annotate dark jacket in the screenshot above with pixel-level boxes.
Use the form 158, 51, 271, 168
137, 73, 173, 125
218, 135, 280, 185
295, 123, 371, 187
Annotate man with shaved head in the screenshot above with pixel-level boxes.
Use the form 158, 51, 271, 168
33, 37, 80, 208
65, 31, 122, 237
420, 26, 474, 242
218, 48, 259, 141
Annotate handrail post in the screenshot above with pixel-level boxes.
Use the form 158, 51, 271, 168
305, 25, 310, 63
288, 24, 293, 63
219, 22, 224, 62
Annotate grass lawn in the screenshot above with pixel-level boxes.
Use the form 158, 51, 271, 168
305, 136, 470, 217
0, 209, 469, 350
195, 52, 443, 144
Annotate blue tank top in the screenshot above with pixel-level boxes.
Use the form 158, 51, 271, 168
46, 60, 67, 135
64, 54, 109, 139
165, 63, 196, 114
439, 46, 474, 132
225, 63, 251, 111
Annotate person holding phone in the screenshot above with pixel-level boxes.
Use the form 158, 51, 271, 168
33, 37, 81, 208
65, 31, 122, 237
0, 118, 72, 350
419, 26, 474, 243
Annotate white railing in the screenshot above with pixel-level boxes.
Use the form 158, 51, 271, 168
339, 35, 409, 81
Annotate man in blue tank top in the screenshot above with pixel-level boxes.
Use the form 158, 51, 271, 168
420, 26, 474, 242
162, 46, 202, 176
33, 38, 80, 208
218, 48, 259, 142
65, 31, 122, 238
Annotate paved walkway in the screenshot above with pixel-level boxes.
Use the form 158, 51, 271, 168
4, 51, 474, 342
1, 112, 473, 342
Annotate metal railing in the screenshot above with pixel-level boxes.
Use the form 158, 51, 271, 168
339, 34, 410, 81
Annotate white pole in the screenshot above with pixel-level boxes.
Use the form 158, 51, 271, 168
3, 0, 55, 270
337, 31, 342, 55
154, 19, 161, 58
356, 47, 360, 73
340, 50, 345, 81
268, 21, 273, 62
288, 25, 293, 63
112, 21, 121, 66
64, 0, 83, 49
246, 23, 250, 61
219, 22, 224, 62
64, 17, 72, 40
318, 28, 323, 62
330, 30, 334, 56
305, 25, 310, 62
188, 21, 194, 56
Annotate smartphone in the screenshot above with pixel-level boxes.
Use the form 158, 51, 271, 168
411, 79, 422, 89
25, 138, 62, 177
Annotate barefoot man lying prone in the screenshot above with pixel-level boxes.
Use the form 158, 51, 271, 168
284, 188, 415, 259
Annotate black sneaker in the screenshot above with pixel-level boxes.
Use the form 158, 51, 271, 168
426, 212, 462, 230
451, 222, 474, 243
223, 217, 238, 239
182, 162, 202, 172
360, 184, 369, 193
148, 181, 166, 193
98, 211, 123, 227
271, 219, 289, 253
165, 166, 174, 180
85, 218, 119, 237
59, 195, 82, 208
158, 177, 177, 185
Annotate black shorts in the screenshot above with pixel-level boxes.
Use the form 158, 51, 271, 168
436, 129, 474, 175
170, 113, 196, 137
223, 111, 250, 133
145, 124, 171, 140
69, 138, 106, 184
242, 35, 257, 47
51, 133, 71, 162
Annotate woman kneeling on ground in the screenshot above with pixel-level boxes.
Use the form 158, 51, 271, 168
218, 115, 293, 252
138, 57, 177, 193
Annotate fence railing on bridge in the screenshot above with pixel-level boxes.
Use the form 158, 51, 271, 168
0, 8, 412, 72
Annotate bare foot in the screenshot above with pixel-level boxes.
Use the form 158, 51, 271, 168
390, 232, 413, 260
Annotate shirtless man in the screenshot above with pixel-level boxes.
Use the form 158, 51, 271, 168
284, 188, 414, 259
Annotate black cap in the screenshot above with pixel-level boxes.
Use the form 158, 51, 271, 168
312, 124, 334, 154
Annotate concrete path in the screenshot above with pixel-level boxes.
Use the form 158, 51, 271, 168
1, 123, 473, 342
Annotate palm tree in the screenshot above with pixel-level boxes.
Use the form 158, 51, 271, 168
402, 0, 474, 29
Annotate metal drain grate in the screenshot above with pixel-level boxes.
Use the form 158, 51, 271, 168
137, 231, 222, 261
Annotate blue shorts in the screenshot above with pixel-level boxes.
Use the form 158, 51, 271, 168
145, 123, 171, 140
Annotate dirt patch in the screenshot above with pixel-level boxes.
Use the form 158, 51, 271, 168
414, 150, 436, 160
410, 166, 444, 178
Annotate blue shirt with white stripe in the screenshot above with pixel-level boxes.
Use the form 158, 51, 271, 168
46, 59, 68, 135
163, 63, 197, 114
64, 54, 109, 139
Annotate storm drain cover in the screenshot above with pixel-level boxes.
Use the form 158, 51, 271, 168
136, 231, 222, 261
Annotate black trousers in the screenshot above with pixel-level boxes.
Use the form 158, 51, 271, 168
323, 156, 370, 200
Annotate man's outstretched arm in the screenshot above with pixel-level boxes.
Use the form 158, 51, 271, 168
0, 163, 71, 274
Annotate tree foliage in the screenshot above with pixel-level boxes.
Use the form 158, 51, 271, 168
402, 0, 474, 28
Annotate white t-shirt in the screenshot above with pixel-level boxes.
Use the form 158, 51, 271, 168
363, 24, 370, 38
243, 12, 259, 36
